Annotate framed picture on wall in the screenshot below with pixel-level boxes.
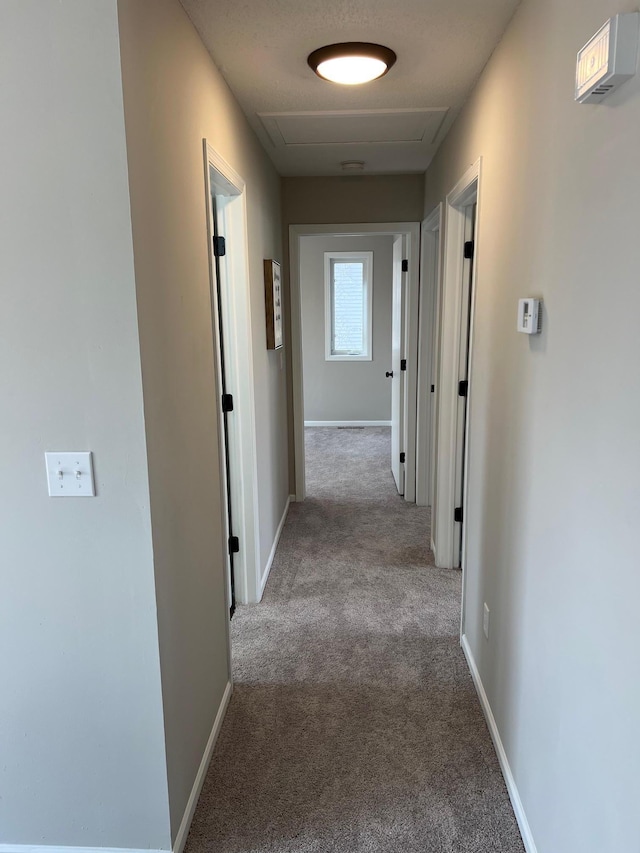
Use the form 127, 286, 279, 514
264, 259, 283, 350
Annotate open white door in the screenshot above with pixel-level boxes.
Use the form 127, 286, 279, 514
204, 141, 261, 605
433, 159, 480, 577
390, 235, 405, 494
452, 203, 477, 562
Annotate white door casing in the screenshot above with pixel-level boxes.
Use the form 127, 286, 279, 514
391, 235, 405, 495
415, 205, 443, 511
428, 220, 443, 514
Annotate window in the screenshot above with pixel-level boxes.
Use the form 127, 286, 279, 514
324, 251, 373, 361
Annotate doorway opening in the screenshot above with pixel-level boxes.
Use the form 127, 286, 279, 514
204, 141, 261, 608
290, 222, 420, 503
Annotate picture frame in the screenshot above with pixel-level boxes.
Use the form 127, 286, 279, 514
264, 259, 283, 350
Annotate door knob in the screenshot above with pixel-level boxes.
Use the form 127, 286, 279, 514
385, 371, 394, 378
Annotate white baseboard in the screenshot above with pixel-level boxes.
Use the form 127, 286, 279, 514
461, 635, 537, 853
0, 683, 234, 853
304, 420, 391, 427
259, 496, 291, 597
172, 679, 233, 853
0, 844, 171, 853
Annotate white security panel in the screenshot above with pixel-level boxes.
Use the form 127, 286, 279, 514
576, 13, 639, 103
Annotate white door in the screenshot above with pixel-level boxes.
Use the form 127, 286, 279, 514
390, 235, 405, 494
453, 203, 477, 562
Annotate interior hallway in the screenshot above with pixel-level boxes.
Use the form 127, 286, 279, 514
185, 427, 524, 852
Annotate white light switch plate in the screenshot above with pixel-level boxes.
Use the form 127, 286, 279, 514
45, 452, 95, 497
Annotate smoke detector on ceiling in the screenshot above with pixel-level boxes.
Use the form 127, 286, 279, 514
341, 160, 366, 171
575, 12, 639, 103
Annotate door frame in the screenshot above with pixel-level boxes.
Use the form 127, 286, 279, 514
203, 141, 261, 606
415, 204, 443, 513
433, 159, 481, 638
289, 222, 420, 501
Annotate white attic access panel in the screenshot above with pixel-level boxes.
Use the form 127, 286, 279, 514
259, 109, 449, 146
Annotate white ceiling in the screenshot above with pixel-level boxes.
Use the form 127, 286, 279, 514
180, 0, 521, 176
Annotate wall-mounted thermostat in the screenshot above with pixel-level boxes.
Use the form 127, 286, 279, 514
575, 13, 639, 103
517, 298, 542, 335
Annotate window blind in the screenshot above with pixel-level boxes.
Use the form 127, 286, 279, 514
331, 261, 365, 355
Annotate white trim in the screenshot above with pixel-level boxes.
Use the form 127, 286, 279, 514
259, 496, 291, 596
289, 228, 306, 502
0, 682, 234, 853
304, 420, 391, 427
205, 147, 245, 194
172, 680, 233, 853
204, 141, 262, 605
434, 159, 481, 577
461, 636, 537, 853
290, 222, 420, 502
0, 847, 169, 853
415, 204, 442, 508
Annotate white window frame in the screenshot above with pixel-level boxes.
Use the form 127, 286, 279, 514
324, 251, 373, 361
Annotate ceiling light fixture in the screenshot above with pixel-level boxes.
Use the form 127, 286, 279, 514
341, 160, 366, 171
307, 42, 396, 85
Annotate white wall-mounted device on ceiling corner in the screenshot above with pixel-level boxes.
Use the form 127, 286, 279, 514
517, 298, 542, 335
575, 12, 639, 103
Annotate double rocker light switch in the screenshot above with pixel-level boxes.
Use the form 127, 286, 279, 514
45, 451, 95, 497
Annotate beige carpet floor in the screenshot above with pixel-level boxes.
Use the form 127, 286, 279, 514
185, 426, 524, 853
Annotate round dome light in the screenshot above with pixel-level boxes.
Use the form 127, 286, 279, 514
307, 43, 396, 85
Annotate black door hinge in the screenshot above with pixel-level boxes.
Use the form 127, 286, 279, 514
221, 393, 234, 413
228, 535, 240, 555
401, 259, 409, 272
431, 384, 435, 393
213, 235, 226, 257
463, 240, 474, 260
454, 506, 463, 523
400, 358, 407, 371
400, 452, 406, 464
458, 379, 469, 397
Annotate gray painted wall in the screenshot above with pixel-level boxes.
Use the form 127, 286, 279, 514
0, 1, 169, 847
1, 0, 288, 847
423, 0, 640, 849
282, 175, 425, 226
300, 235, 393, 422
118, 0, 287, 840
